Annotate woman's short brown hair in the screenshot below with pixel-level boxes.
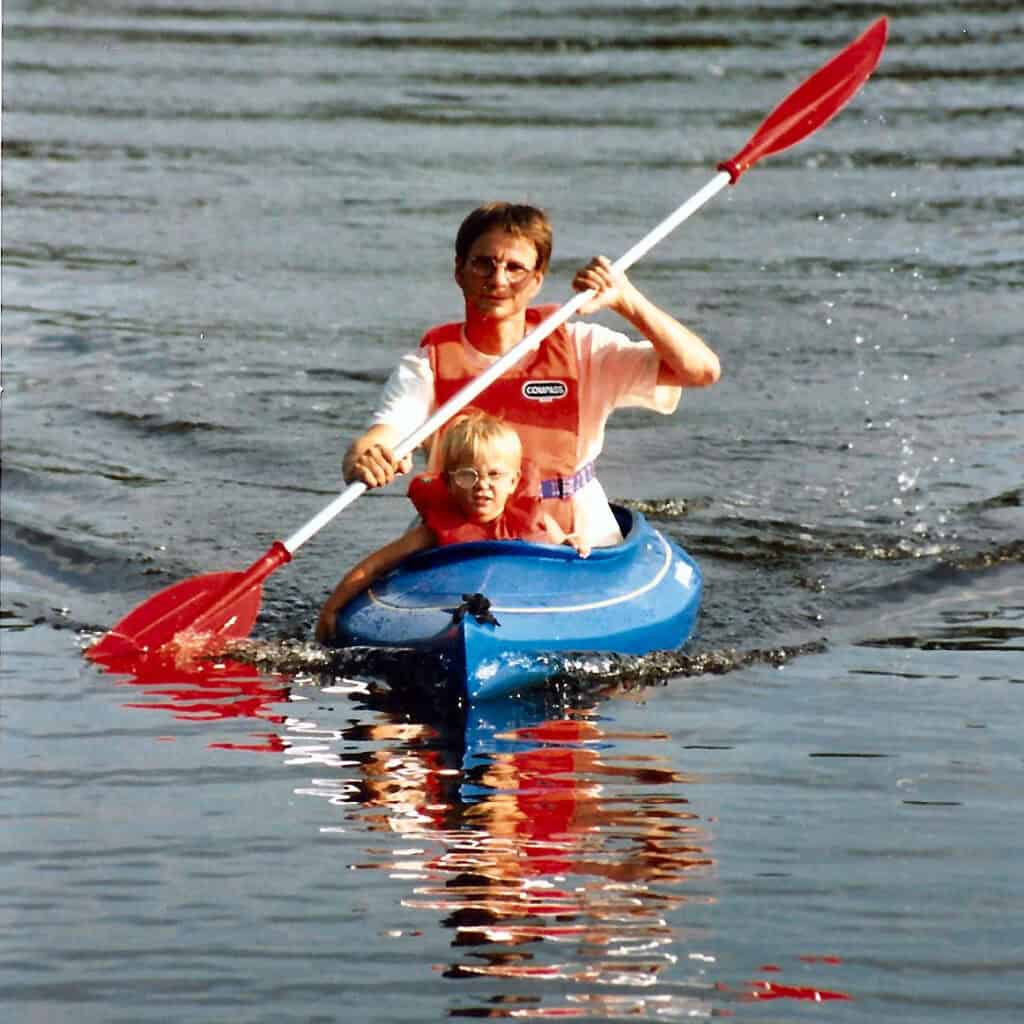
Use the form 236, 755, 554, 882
454, 202, 553, 274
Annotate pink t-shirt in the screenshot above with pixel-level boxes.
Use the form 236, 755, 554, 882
371, 321, 681, 546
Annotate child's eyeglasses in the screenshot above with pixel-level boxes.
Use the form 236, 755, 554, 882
449, 468, 515, 490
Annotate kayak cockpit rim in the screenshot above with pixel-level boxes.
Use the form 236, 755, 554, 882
361, 505, 689, 617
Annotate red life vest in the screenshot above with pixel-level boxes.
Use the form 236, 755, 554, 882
420, 305, 581, 532
407, 465, 552, 546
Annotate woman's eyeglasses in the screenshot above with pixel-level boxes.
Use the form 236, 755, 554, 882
449, 467, 516, 490
466, 256, 536, 284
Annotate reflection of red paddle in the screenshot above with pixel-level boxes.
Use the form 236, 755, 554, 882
87, 17, 888, 666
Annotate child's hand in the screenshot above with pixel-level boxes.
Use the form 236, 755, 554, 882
563, 533, 591, 559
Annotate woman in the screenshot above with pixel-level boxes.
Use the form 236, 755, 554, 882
343, 202, 720, 547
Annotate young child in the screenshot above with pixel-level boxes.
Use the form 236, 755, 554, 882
316, 411, 588, 643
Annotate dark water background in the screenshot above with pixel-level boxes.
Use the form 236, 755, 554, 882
3, 2, 1022, 1021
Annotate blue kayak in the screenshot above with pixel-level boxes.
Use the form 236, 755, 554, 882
332, 505, 702, 701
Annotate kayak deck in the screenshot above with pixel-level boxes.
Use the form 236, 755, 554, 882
333, 506, 702, 700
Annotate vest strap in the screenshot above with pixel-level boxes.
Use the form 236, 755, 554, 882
540, 461, 596, 500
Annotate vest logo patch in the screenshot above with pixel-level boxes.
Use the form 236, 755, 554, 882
522, 380, 568, 402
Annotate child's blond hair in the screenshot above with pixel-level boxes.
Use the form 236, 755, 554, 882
439, 411, 522, 472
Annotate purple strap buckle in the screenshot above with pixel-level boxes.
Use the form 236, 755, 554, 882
540, 461, 596, 500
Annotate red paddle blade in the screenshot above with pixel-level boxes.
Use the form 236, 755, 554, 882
87, 541, 291, 666
719, 17, 888, 183
87, 571, 263, 664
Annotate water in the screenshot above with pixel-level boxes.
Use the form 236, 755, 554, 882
3, 2, 1022, 1020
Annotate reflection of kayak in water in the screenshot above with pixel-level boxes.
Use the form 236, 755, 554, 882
329, 506, 703, 702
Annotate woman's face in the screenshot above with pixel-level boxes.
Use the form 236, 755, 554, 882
454, 229, 544, 321
446, 451, 522, 524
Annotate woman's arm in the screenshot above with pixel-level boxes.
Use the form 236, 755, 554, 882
343, 353, 436, 486
343, 423, 411, 487
315, 523, 435, 642
572, 256, 720, 388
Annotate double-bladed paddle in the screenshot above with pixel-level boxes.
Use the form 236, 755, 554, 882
87, 16, 888, 667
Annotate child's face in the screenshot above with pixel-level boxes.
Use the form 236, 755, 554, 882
446, 451, 521, 524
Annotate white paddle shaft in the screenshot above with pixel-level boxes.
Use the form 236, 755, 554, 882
283, 170, 732, 555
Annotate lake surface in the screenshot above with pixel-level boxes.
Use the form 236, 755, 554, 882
3, 2, 1022, 1021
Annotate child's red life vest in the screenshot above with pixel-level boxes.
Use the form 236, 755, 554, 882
419, 305, 581, 532
407, 463, 552, 547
